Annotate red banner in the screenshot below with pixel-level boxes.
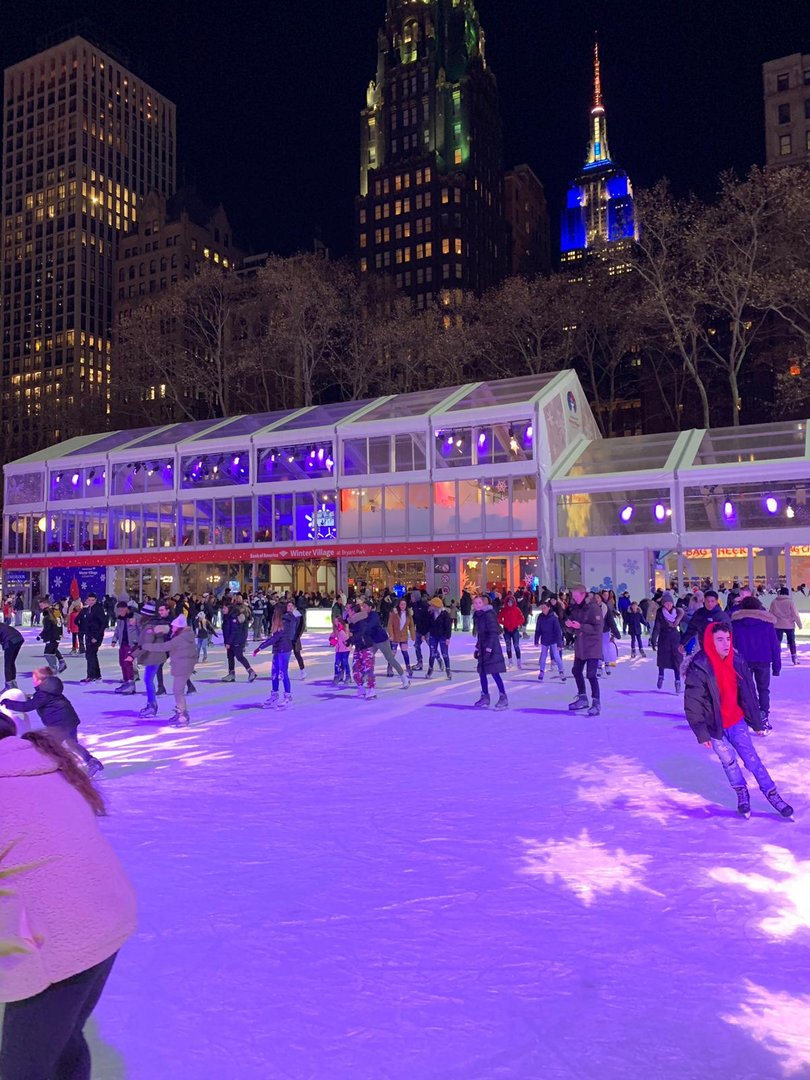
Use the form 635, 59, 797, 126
3, 536, 538, 570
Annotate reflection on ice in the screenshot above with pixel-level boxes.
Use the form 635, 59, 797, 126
723, 979, 810, 1075
710, 846, 810, 939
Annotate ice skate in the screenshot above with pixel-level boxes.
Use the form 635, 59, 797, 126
765, 789, 794, 818
247, 669, 258, 683
507, 657, 513, 669
792, 654, 799, 665
186, 682, 197, 695
414, 662, 423, 672
3, 680, 17, 690
86, 758, 104, 778
119, 681, 136, 696
586, 701, 601, 717
604, 666, 611, 676
675, 680, 682, 693
139, 702, 158, 718
436, 657, 444, 671
425, 668, 433, 679
156, 686, 168, 695
516, 659, 522, 670
631, 650, 636, 659
364, 687, 377, 700
474, 693, 490, 708
656, 674, 664, 689
332, 675, 342, 687
760, 715, 773, 735
262, 692, 279, 710
445, 668, 452, 680
355, 686, 366, 699
170, 710, 190, 727
57, 660, 67, 674
639, 649, 646, 658
568, 694, 589, 712
386, 667, 394, 677
400, 673, 410, 689
220, 673, 235, 683
277, 692, 293, 709
494, 693, 509, 710
299, 669, 307, 681
734, 786, 751, 818
537, 671, 545, 682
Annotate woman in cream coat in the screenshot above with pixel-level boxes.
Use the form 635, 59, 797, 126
0, 719, 136, 1079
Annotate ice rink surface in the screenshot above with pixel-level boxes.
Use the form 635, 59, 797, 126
4, 628, 810, 1079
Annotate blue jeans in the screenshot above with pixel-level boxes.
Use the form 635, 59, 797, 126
462, 614, 471, 632
503, 628, 521, 660
415, 632, 427, 666
711, 719, 774, 794
272, 651, 292, 693
196, 637, 208, 662
539, 644, 564, 675
144, 664, 159, 706
428, 637, 450, 672
334, 652, 350, 680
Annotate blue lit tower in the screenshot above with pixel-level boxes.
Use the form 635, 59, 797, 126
561, 42, 637, 275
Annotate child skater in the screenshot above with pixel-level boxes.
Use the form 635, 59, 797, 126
254, 602, 295, 709
330, 616, 351, 687
2, 666, 103, 776
195, 609, 217, 663
626, 601, 646, 658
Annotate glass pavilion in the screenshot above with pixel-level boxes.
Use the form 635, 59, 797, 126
3, 371, 598, 604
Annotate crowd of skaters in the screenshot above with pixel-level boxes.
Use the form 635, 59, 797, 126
0, 574, 803, 1075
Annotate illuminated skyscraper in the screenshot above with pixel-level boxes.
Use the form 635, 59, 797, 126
356, 0, 507, 307
561, 42, 637, 276
0, 24, 176, 460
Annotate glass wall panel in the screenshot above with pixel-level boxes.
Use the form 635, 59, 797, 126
180, 451, 250, 489
458, 479, 482, 534
257, 444, 334, 483
256, 496, 273, 542
557, 489, 673, 538
159, 503, 176, 549
143, 504, 160, 549
49, 466, 105, 501
91, 510, 108, 551
342, 440, 367, 477
394, 433, 427, 472
368, 437, 392, 473
196, 500, 214, 546
486, 557, 508, 593
294, 493, 315, 542
313, 493, 337, 541
274, 494, 293, 542
234, 497, 253, 544
215, 499, 233, 545
361, 487, 383, 539
461, 557, 483, 594
111, 460, 174, 496
408, 483, 431, 536
434, 482, 457, 534
512, 476, 538, 533
684, 481, 810, 532
482, 478, 510, 533
5, 472, 44, 506
340, 489, 360, 539
384, 485, 407, 536
179, 503, 195, 547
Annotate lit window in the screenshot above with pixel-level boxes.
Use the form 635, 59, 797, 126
454, 148, 462, 165
425, 242, 432, 257
442, 239, 450, 255
424, 167, 431, 183
360, 258, 368, 273
442, 188, 449, 205
780, 134, 793, 156
455, 239, 463, 255
360, 233, 368, 248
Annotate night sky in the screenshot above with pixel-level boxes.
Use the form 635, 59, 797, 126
3, 0, 809, 258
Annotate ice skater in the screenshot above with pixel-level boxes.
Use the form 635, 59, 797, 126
564, 585, 602, 716
111, 599, 140, 695
730, 596, 780, 732
498, 595, 525, 669
626, 601, 646, 658
38, 597, 67, 674
683, 623, 793, 819
138, 614, 197, 726
330, 616, 351, 687
651, 592, 685, 692
426, 597, 452, 680
534, 599, 566, 682
2, 667, 103, 775
347, 604, 377, 700
0, 619, 24, 690
472, 595, 508, 709
254, 603, 295, 709
287, 600, 306, 680
386, 598, 416, 677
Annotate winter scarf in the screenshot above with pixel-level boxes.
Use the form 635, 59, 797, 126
662, 606, 679, 624
704, 630, 743, 730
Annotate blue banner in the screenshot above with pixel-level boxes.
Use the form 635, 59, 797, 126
47, 566, 108, 600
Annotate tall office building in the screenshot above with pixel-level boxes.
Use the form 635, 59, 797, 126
356, 0, 507, 307
0, 24, 176, 460
504, 163, 550, 278
560, 42, 637, 277
763, 53, 810, 168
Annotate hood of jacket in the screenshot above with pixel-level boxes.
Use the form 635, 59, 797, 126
0, 735, 60, 778
32, 675, 64, 697
731, 608, 776, 625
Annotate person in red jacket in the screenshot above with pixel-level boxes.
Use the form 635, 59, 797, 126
498, 594, 526, 670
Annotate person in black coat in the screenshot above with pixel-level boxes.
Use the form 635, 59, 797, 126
625, 602, 646, 658
426, 598, 452, 679
411, 594, 432, 671
683, 622, 792, 818
472, 596, 508, 709
0, 621, 24, 689
38, 598, 66, 673
533, 600, 565, 681
80, 594, 107, 683
681, 591, 729, 654
286, 601, 307, 677
221, 595, 257, 683
459, 589, 473, 632
3, 668, 102, 774
650, 593, 686, 691
730, 597, 781, 727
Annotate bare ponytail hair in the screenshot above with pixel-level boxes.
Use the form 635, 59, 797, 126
22, 731, 107, 817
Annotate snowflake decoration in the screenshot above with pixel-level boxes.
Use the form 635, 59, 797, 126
709, 845, 810, 940
723, 980, 810, 1076
519, 829, 662, 906
304, 504, 337, 542
621, 558, 640, 578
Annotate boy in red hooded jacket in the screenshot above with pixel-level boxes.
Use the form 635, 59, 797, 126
683, 623, 793, 819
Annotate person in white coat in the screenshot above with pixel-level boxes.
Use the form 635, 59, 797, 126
0, 719, 136, 1079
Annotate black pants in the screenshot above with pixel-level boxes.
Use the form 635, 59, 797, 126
227, 644, 252, 674
44, 642, 63, 667
776, 628, 796, 658
630, 631, 643, 651
4, 640, 22, 682
572, 657, 600, 701
0, 952, 117, 1080
748, 661, 772, 716
292, 639, 305, 671
84, 641, 101, 679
